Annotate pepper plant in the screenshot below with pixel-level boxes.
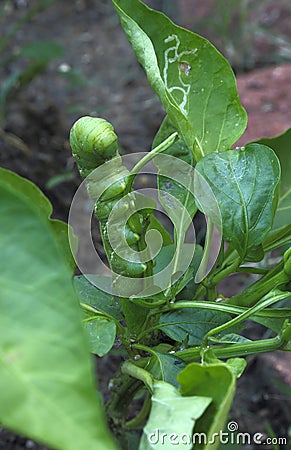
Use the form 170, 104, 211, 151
0, 1, 290, 449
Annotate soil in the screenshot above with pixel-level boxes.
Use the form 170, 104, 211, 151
0, 1, 290, 449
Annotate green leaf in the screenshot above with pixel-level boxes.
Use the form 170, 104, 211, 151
178, 363, 236, 450
264, 224, 291, 252
148, 214, 173, 246
83, 315, 116, 357
51, 219, 77, 270
256, 128, 291, 230
159, 309, 236, 345
112, 0, 247, 161
139, 380, 212, 450
74, 271, 148, 334
145, 344, 185, 387
153, 153, 197, 289
208, 333, 252, 344
120, 298, 149, 334
156, 152, 197, 220
120, 430, 142, 450
196, 144, 281, 259
0, 169, 117, 450
250, 315, 286, 334
153, 116, 192, 164
175, 245, 204, 299
202, 350, 246, 378
225, 358, 247, 378
74, 275, 123, 321
152, 242, 203, 299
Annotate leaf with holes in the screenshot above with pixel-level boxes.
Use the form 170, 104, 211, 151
112, 0, 247, 162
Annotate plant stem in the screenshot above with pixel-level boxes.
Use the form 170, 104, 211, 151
202, 290, 290, 347
128, 298, 167, 308
210, 257, 241, 285
176, 334, 291, 363
125, 392, 151, 429
236, 267, 268, 275
129, 132, 178, 178
193, 256, 240, 300
134, 296, 291, 341
106, 376, 142, 422
195, 218, 214, 283
168, 300, 291, 319
228, 265, 290, 307
121, 360, 154, 392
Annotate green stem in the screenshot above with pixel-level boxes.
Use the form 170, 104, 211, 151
210, 257, 241, 285
236, 266, 268, 275
132, 343, 157, 356
121, 360, 154, 393
193, 257, 240, 300
168, 300, 291, 319
128, 298, 167, 309
129, 132, 178, 179
176, 334, 291, 363
196, 218, 214, 282
165, 190, 195, 298
135, 297, 291, 341
125, 392, 151, 429
106, 376, 143, 422
229, 264, 290, 307
202, 290, 290, 347
263, 225, 291, 253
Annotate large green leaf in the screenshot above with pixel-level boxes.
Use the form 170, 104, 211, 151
144, 344, 185, 387
83, 314, 116, 357
148, 214, 173, 246
74, 275, 123, 321
0, 169, 117, 450
158, 309, 236, 345
139, 380, 211, 450
256, 128, 291, 230
112, 0, 247, 161
152, 242, 203, 299
196, 144, 281, 259
178, 363, 236, 450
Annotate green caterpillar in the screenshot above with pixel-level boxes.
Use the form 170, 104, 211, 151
70, 116, 151, 277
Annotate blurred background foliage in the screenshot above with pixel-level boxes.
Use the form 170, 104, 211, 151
0, 0, 290, 210
145, 0, 291, 72
1, 0, 290, 126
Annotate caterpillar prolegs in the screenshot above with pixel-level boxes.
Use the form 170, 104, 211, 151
70, 116, 152, 277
